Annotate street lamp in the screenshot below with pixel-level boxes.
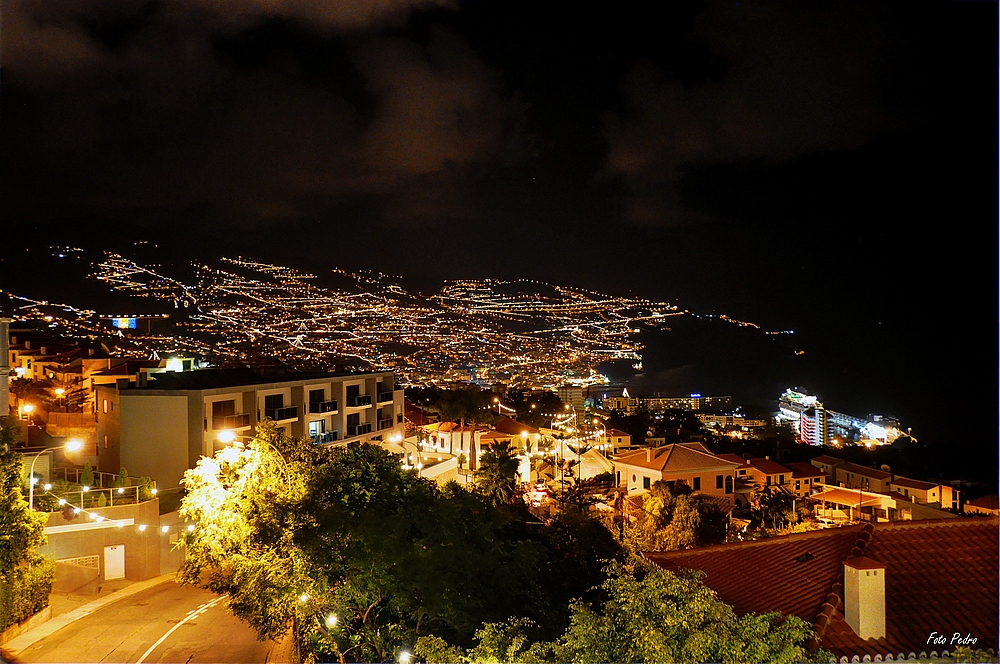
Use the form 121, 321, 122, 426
21, 403, 35, 422
55, 388, 66, 413
29, 439, 82, 509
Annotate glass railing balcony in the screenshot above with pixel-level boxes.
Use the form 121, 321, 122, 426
308, 400, 339, 414
376, 392, 394, 403
312, 431, 339, 444
265, 406, 299, 421
347, 423, 372, 437
377, 418, 394, 430
212, 413, 251, 430
346, 395, 372, 407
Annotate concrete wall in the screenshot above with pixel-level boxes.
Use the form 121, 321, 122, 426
39, 498, 162, 583
120, 394, 189, 490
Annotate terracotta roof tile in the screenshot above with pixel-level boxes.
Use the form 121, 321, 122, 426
967, 494, 999, 510
811, 455, 845, 466
747, 457, 793, 475
493, 417, 539, 436
645, 518, 999, 661
889, 476, 938, 491
838, 461, 892, 480
615, 445, 738, 473
786, 461, 826, 479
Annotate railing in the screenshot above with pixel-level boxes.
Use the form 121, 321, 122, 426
308, 400, 338, 414
377, 418, 394, 431
312, 431, 339, 444
346, 395, 372, 407
265, 406, 299, 421
376, 392, 394, 403
36, 483, 157, 511
212, 413, 251, 430
52, 467, 136, 488
347, 423, 372, 437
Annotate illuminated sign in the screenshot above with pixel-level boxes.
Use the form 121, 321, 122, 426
112, 317, 137, 329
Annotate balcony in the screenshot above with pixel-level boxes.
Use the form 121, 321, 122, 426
377, 418, 394, 430
347, 423, 372, 437
376, 392, 394, 403
312, 431, 339, 444
308, 400, 339, 414
212, 413, 251, 430
346, 394, 372, 408
265, 406, 299, 422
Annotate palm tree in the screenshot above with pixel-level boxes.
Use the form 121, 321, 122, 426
473, 439, 520, 507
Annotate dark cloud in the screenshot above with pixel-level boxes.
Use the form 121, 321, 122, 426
2, 0, 527, 226
600, 2, 928, 226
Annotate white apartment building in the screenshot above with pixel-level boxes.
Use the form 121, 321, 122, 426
95, 367, 404, 490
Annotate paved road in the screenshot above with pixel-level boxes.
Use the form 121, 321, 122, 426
6, 580, 283, 663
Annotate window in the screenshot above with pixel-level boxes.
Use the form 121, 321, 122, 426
716, 475, 723, 489
347, 385, 360, 397
347, 413, 360, 426
693, 477, 701, 491
632, 474, 637, 482
104, 435, 108, 449
643, 477, 650, 489
308, 421, 325, 437
264, 394, 284, 410
779, 474, 785, 485
766, 476, 771, 486
213, 400, 236, 417
796, 480, 801, 490
103, 399, 108, 413
725, 476, 733, 494
309, 389, 325, 403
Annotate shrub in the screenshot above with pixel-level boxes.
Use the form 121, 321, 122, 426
0, 556, 56, 632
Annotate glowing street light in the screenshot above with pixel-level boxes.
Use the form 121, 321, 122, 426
29, 439, 83, 509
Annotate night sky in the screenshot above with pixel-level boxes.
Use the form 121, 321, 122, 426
2, 1, 997, 453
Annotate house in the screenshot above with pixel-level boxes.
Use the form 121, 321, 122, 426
95, 367, 404, 490
888, 476, 956, 509
785, 461, 826, 499
832, 461, 893, 493
645, 517, 999, 662
965, 494, 999, 516
812, 485, 958, 524
716, 453, 752, 480
809, 454, 845, 483
742, 457, 794, 492
613, 445, 739, 499
596, 427, 632, 453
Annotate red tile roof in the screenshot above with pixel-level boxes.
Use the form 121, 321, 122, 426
645, 517, 999, 661
811, 455, 845, 466
746, 457, 792, 476
614, 445, 738, 474
837, 461, 892, 481
493, 416, 539, 436
888, 476, 937, 491
786, 461, 826, 479
967, 494, 999, 510
716, 453, 749, 466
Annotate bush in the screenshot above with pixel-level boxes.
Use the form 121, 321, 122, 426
0, 556, 56, 632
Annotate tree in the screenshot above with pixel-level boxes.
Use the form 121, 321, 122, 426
0, 417, 55, 631
415, 561, 821, 664
180, 424, 583, 662
80, 462, 95, 488
473, 439, 520, 507
610, 481, 728, 555
555, 561, 817, 664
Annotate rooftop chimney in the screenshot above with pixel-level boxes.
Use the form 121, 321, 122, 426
646, 448, 653, 463
843, 557, 886, 640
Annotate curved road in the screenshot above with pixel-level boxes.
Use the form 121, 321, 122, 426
6, 580, 285, 664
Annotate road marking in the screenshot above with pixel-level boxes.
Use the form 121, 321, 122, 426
135, 595, 227, 664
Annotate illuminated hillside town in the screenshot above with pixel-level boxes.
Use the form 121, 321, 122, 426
2, 251, 997, 664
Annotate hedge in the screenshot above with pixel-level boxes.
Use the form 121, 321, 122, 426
0, 556, 55, 632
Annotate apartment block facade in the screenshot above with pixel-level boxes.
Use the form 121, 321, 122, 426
96, 367, 403, 490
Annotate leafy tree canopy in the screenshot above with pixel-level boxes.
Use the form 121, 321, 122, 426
0, 417, 48, 573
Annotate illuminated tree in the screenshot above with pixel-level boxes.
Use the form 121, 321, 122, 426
0, 417, 55, 631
